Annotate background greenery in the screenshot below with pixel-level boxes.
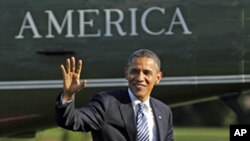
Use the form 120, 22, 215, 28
0, 127, 229, 141
172, 100, 237, 126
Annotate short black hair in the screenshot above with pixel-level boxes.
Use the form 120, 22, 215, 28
127, 49, 161, 71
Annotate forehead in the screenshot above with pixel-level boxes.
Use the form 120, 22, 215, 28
128, 57, 159, 70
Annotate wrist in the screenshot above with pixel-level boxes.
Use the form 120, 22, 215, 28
63, 93, 75, 101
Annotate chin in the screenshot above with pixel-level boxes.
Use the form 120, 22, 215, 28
134, 92, 147, 99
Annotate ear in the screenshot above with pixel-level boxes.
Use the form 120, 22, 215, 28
156, 71, 163, 84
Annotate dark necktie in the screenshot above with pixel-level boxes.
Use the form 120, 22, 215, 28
136, 103, 149, 141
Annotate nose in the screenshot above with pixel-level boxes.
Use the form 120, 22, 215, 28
135, 72, 144, 82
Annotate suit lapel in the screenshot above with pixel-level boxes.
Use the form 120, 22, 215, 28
118, 91, 136, 141
151, 99, 164, 141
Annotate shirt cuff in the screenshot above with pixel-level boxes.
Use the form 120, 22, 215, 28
61, 93, 75, 105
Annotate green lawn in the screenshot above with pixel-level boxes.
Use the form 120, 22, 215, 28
0, 127, 229, 141
174, 127, 229, 141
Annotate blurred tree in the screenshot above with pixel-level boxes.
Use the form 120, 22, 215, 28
172, 100, 237, 127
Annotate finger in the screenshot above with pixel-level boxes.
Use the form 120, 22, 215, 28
60, 64, 68, 89
76, 59, 82, 75
71, 56, 76, 72
60, 64, 66, 77
66, 58, 70, 73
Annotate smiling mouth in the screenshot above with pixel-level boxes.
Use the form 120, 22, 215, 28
134, 83, 146, 88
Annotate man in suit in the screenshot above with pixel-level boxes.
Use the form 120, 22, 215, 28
55, 49, 174, 141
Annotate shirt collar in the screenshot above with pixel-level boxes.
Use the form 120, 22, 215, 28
128, 88, 150, 111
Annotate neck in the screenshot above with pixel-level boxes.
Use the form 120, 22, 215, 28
136, 96, 149, 102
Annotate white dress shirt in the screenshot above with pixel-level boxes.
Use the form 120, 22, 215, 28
128, 88, 157, 141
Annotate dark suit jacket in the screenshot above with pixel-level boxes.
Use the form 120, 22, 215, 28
55, 88, 174, 141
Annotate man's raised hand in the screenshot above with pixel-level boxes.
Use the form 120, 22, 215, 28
60, 57, 87, 101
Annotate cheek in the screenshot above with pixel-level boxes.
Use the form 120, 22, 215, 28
125, 72, 130, 80
126, 74, 134, 82
148, 77, 159, 85
127, 73, 136, 79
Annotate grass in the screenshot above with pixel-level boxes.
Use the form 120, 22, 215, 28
0, 127, 229, 141
174, 127, 229, 141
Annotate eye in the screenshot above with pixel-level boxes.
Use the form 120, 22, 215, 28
130, 69, 139, 74
144, 70, 152, 76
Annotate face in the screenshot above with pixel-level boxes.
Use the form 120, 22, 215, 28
125, 57, 163, 102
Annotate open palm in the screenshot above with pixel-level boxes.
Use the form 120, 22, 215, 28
60, 57, 87, 101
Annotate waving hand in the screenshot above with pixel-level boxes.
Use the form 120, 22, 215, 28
60, 57, 87, 101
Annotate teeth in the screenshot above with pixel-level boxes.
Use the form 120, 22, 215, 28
135, 84, 144, 86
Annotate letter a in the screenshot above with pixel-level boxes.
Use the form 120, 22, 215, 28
234, 129, 241, 136
165, 7, 192, 35
15, 11, 42, 39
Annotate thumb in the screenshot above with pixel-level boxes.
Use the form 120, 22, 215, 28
74, 80, 87, 94
80, 80, 87, 89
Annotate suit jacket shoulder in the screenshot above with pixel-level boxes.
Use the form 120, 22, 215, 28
150, 97, 171, 112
